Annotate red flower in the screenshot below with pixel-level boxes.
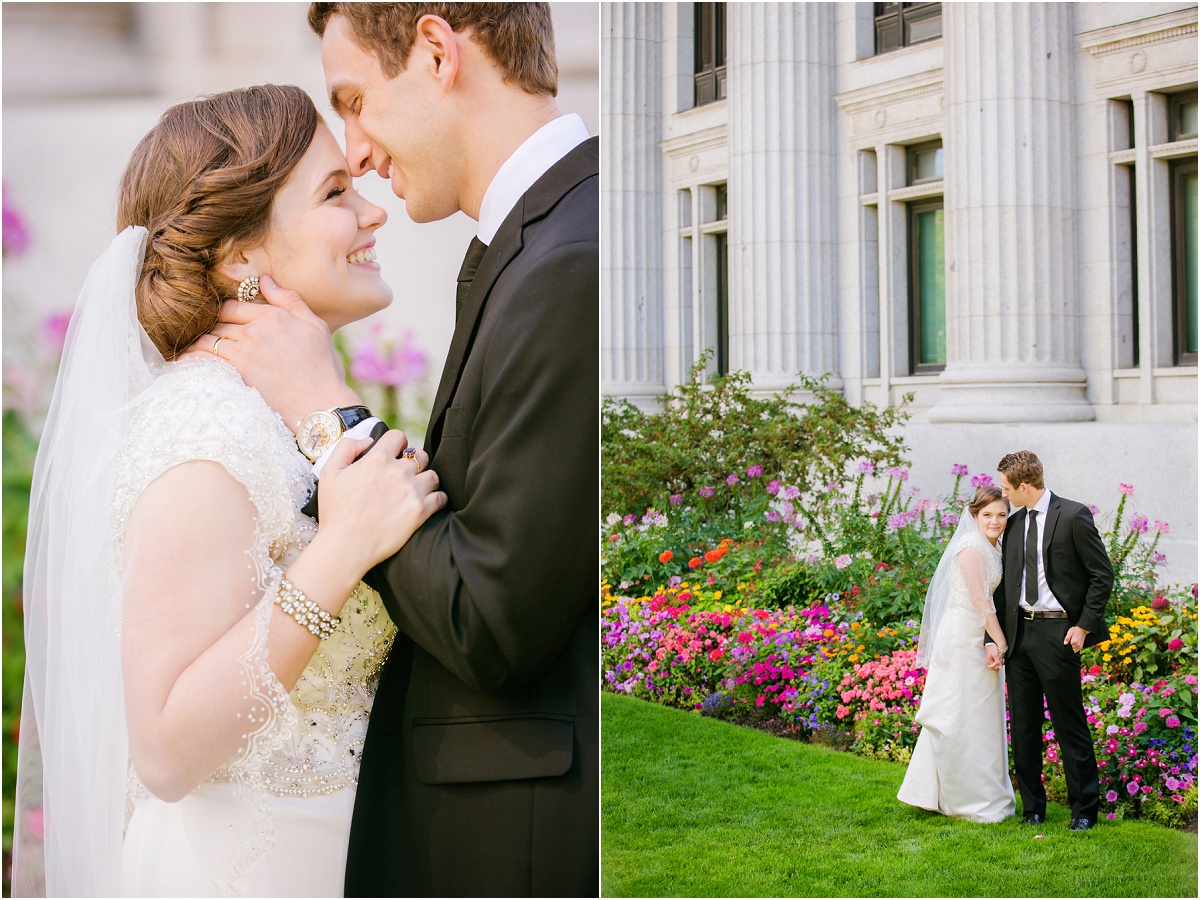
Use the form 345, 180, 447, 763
659, 550, 674, 564
688, 557, 703, 569
704, 550, 721, 564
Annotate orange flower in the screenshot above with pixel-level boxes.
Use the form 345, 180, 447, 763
659, 550, 674, 564
704, 550, 721, 564
688, 557, 703, 569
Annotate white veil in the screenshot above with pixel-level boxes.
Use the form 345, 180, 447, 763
12, 226, 164, 896
915, 505, 988, 670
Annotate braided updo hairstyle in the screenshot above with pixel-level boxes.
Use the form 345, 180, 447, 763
117, 84, 320, 359
968, 484, 1005, 517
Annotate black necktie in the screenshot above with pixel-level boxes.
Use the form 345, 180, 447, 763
1025, 510, 1039, 608
456, 237, 488, 321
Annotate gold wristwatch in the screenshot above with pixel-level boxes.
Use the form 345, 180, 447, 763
295, 405, 373, 462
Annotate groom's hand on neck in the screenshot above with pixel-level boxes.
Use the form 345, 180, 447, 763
181, 275, 361, 433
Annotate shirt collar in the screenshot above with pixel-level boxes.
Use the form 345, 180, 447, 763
476, 113, 590, 245
1030, 489, 1052, 519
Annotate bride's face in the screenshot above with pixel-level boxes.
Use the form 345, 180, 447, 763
250, 123, 392, 331
974, 499, 1009, 544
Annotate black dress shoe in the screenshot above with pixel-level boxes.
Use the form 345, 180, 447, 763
1068, 817, 1095, 832
1022, 812, 1044, 825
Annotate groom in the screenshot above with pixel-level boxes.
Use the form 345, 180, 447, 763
204, 4, 597, 895
992, 450, 1112, 832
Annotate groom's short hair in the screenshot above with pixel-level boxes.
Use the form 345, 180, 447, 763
998, 451, 1045, 490
308, 3, 558, 97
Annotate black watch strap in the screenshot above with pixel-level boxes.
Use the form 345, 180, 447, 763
333, 405, 373, 431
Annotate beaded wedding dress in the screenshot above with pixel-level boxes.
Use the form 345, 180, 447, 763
115, 358, 396, 896
897, 515, 1016, 823
12, 228, 394, 898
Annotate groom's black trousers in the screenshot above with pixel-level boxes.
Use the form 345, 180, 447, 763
1007, 617, 1100, 820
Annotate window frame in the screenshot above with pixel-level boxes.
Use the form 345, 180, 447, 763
907, 197, 947, 374
874, 2, 942, 55
693, 2, 727, 108
1171, 157, 1197, 366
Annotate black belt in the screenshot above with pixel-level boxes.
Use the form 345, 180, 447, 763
1021, 608, 1069, 620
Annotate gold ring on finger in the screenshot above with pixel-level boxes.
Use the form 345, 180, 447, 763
401, 446, 423, 473
212, 336, 224, 357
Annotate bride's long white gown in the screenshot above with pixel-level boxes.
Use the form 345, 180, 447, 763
897, 533, 1016, 823
112, 358, 395, 896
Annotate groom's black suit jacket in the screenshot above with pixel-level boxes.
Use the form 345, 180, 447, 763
992, 494, 1113, 654
344, 138, 599, 897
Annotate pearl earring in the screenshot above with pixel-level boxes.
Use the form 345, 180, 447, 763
237, 276, 260, 303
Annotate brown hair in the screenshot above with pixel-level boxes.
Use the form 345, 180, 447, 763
117, 84, 320, 359
968, 484, 1005, 517
308, 2, 558, 96
997, 450, 1045, 490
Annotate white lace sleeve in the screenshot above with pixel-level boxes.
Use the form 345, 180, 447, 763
111, 358, 315, 891
955, 544, 997, 625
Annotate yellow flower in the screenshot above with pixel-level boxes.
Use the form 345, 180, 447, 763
713, 591, 723, 600
824, 629, 835, 638
849, 654, 860, 663
1103, 653, 1112, 662
724, 605, 734, 613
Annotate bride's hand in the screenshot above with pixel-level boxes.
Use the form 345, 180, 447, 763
985, 645, 1003, 671
315, 431, 447, 574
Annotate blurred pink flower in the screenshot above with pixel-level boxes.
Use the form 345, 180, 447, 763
41, 311, 72, 356
24, 807, 44, 840
1154, 520, 1169, 534
350, 325, 428, 387
1118, 483, 1134, 495
3, 183, 31, 256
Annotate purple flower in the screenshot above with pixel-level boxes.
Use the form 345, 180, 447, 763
940, 512, 959, 527
669, 493, 683, 506
1087, 504, 1099, 515
623, 514, 636, 526
1118, 483, 1134, 495
1128, 515, 1149, 535
726, 474, 740, 486
1105, 790, 1119, 803
1166, 777, 1181, 791
858, 461, 875, 475
766, 510, 781, 523
699, 486, 715, 498
889, 467, 909, 482
1152, 551, 1168, 566
951, 463, 970, 476
970, 473, 994, 488
349, 325, 429, 387
746, 465, 763, 479
2, 184, 31, 256
766, 480, 781, 496
1127, 780, 1140, 796
784, 485, 800, 501
887, 513, 908, 531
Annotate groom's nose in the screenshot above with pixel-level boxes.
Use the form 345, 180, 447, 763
344, 121, 375, 178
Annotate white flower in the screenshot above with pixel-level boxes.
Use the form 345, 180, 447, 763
709, 429, 723, 440
619, 428, 641, 439
605, 513, 620, 527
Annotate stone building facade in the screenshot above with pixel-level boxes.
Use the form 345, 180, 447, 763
602, 2, 1198, 580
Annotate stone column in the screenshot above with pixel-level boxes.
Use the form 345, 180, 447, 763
727, 2, 840, 391
601, 2, 666, 399
929, 2, 1093, 422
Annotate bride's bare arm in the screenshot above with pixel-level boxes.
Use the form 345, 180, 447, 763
957, 546, 1007, 651
122, 433, 443, 802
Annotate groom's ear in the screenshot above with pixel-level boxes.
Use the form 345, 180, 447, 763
414, 14, 461, 91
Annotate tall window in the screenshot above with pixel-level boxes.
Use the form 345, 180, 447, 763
874, 3, 942, 55
1171, 92, 1197, 366
680, 182, 729, 377
694, 2, 726, 107
906, 142, 945, 372
713, 185, 730, 375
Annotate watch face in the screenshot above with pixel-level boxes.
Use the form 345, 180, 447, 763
298, 410, 342, 461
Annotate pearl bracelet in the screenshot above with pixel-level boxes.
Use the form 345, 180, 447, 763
274, 576, 340, 639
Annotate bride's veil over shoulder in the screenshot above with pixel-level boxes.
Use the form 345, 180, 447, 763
12, 226, 164, 896
915, 505, 988, 670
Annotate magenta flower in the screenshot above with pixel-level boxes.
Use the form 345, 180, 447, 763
1166, 715, 1181, 728
1152, 551, 1168, 566
746, 465, 763, 479
971, 473, 994, 488
1119, 483, 1134, 495
784, 485, 800, 501
1087, 504, 1099, 515
699, 486, 715, 498
858, 461, 875, 475
766, 480, 781, 496
1127, 780, 1140, 796
940, 512, 959, 527
669, 493, 683, 506
41, 311, 72, 356
1105, 790, 1119, 803
623, 514, 636, 526
349, 325, 429, 387
951, 463, 970, 476
1133, 721, 1148, 736
766, 510, 781, 523
2, 183, 31, 256
726, 474, 740, 486
1128, 515, 1149, 535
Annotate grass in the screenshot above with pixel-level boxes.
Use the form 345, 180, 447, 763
601, 692, 1198, 898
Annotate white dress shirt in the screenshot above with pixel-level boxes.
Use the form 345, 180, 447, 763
312, 114, 590, 474
1019, 489, 1064, 612
476, 113, 591, 244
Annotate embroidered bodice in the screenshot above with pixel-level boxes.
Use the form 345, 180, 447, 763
949, 532, 1003, 617
110, 357, 395, 799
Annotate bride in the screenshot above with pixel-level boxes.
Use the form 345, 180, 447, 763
897, 484, 1017, 823
12, 84, 445, 896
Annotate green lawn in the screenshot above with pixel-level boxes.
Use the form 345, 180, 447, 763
601, 692, 1198, 898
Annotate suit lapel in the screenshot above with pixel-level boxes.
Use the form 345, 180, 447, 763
1006, 508, 1027, 604
1041, 493, 1061, 582
424, 137, 600, 453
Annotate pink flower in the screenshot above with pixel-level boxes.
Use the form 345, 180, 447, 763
1128, 515, 1149, 535
726, 474, 740, 486
834, 554, 852, 570
1166, 715, 1181, 728
951, 463, 970, 476
1119, 483, 1134, 495
608, 533, 620, 543
2, 183, 31, 256
766, 480, 781, 496
746, 465, 763, 478
349, 325, 429, 387
669, 493, 683, 505
858, 461, 875, 475
699, 486, 715, 498
1105, 790, 1119, 802
23, 807, 43, 840
971, 473, 993, 488
40, 311, 72, 356
1168, 638, 1184, 652
1154, 520, 1170, 534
